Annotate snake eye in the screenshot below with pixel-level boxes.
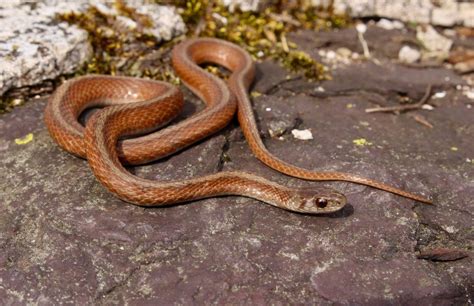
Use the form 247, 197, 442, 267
316, 198, 328, 208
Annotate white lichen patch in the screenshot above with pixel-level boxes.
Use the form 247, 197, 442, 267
280, 252, 300, 260
442, 225, 458, 234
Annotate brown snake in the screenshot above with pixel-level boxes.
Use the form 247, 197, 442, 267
44, 38, 431, 214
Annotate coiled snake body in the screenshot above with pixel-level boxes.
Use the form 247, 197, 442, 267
44, 38, 431, 214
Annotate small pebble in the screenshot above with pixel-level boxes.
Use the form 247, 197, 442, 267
376, 18, 404, 30
268, 120, 290, 138
464, 89, 474, 100
336, 47, 352, 58
326, 50, 336, 60
433, 91, 446, 99
291, 129, 313, 140
398, 45, 421, 63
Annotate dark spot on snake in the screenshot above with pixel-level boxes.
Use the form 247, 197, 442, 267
316, 198, 328, 208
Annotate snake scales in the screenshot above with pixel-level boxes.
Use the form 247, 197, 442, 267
44, 38, 431, 214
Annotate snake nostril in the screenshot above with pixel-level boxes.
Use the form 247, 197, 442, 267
316, 198, 328, 208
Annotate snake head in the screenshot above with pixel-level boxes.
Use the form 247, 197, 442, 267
292, 187, 346, 214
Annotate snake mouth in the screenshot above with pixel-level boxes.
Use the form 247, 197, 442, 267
331, 192, 347, 210
320, 198, 346, 213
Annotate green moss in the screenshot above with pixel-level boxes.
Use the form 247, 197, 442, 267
1, 1, 351, 112
280, 50, 326, 79
57, 1, 179, 83
172, 0, 350, 80
57, 0, 350, 81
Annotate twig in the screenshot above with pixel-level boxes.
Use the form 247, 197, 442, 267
263, 76, 303, 95
268, 12, 301, 27
365, 84, 433, 113
410, 114, 434, 128
280, 33, 290, 53
356, 24, 370, 58
193, 1, 215, 37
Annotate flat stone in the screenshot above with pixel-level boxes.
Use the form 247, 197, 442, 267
0, 28, 473, 304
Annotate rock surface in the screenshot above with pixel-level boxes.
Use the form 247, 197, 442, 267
0, 23, 473, 306
0, 3, 90, 96
0, 1, 185, 96
228, 0, 474, 27
315, 0, 474, 27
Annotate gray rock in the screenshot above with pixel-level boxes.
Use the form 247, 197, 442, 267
267, 119, 291, 138
315, 0, 474, 27
0, 4, 91, 95
0, 0, 185, 96
223, 0, 474, 27
416, 25, 453, 62
136, 5, 186, 41
376, 18, 405, 30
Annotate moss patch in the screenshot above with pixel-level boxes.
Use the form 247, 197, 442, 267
57, 0, 349, 81
1, 0, 350, 112
175, 0, 349, 79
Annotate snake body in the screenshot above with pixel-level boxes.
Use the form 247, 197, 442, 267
44, 38, 431, 214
